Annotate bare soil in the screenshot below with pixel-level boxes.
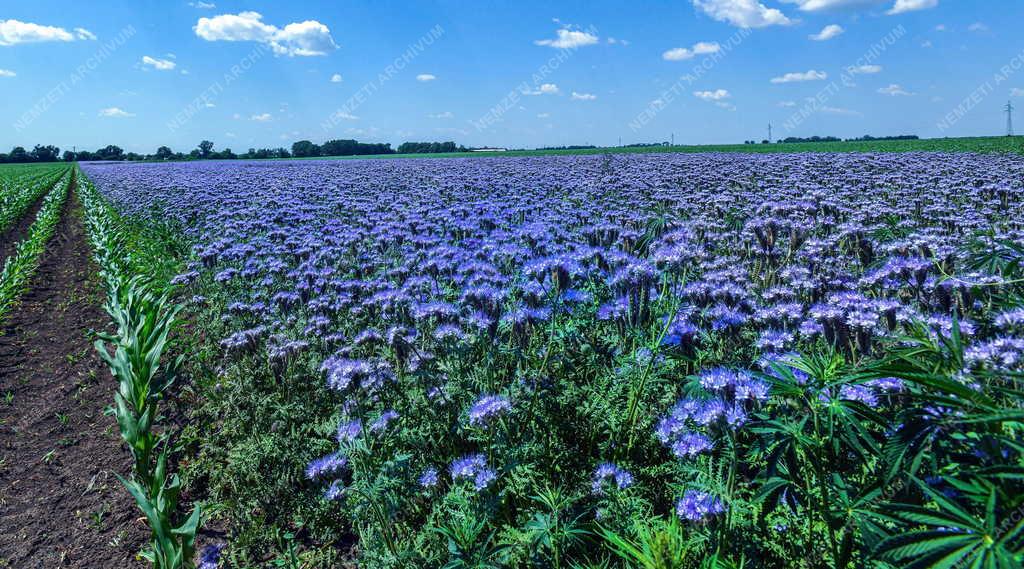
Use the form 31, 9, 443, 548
0, 180, 146, 568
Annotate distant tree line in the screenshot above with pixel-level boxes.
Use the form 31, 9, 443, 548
845, 134, 919, 142
770, 134, 920, 144
537, 145, 598, 151
0, 145, 64, 163
396, 141, 467, 154
2, 138, 485, 164
291, 139, 396, 158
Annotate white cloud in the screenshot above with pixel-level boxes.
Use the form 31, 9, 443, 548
0, 20, 78, 46
692, 0, 792, 28
330, 73, 343, 83
99, 107, 134, 118
571, 91, 597, 101
887, 0, 938, 15
74, 28, 97, 40
778, 100, 797, 107
428, 111, 454, 119
332, 111, 358, 120
0, 68, 15, 77
606, 37, 630, 45
849, 64, 882, 74
693, 89, 730, 101
967, 22, 988, 33
523, 83, 560, 95
663, 41, 721, 61
822, 106, 861, 116
534, 27, 599, 48
771, 70, 827, 83
877, 83, 912, 96
416, 73, 436, 82
934, 24, 946, 31
250, 112, 273, 121
1012, 88, 1024, 97
537, 112, 551, 118
809, 24, 844, 41
189, 1, 216, 8
921, 40, 933, 48
781, 0, 876, 10
194, 11, 337, 56
142, 55, 177, 71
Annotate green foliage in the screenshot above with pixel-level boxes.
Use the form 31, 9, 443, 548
81, 170, 201, 569
0, 167, 71, 321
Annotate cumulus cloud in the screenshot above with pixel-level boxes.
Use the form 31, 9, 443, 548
416, 73, 436, 82
771, 70, 827, 83
74, 28, 97, 40
189, 1, 216, 7
849, 64, 882, 74
781, 0, 877, 10
194, 11, 337, 56
142, 55, 176, 71
878, 83, 912, 96
967, 22, 988, 32
692, 0, 792, 28
330, 73, 343, 83
523, 83, 560, 95
663, 41, 721, 61
571, 91, 597, 101
99, 107, 134, 118
250, 112, 273, 121
428, 111, 454, 119
887, 0, 938, 15
0, 19, 77, 45
1012, 88, 1024, 97
693, 89, 730, 101
534, 27, 599, 48
0, 68, 15, 77
809, 24, 844, 41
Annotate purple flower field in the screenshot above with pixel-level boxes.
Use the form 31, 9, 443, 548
81, 152, 1024, 567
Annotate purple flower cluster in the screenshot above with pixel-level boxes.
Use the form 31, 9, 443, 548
676, 490, 726, 521
450, 454, 497, 490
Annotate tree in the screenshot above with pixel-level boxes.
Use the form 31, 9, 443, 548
197, 140, 215, 159
96, 145, 125, 161
8, 146, 30, 163
291, 140, 320, 158
63, 150, 77, 162
31, 144, 61, 162
155, 146, 174, 160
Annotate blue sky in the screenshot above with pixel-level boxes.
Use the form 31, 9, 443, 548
1, 0, 1022, 153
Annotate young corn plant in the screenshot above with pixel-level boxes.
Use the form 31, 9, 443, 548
94, 265, 200, 567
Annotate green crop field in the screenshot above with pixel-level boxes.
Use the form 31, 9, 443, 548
296, 135, 1024, 161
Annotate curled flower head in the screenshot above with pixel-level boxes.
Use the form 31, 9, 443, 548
419, 467, 440, 488
450, 453, 497, 490
676, 490, 725, 521
467, 394, 512, 427
591, 463, 634, 495
305, 452, 347, 480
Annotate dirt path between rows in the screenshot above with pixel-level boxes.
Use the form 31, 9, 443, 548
0, 180, 53, 264
0, 178, 146, 568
